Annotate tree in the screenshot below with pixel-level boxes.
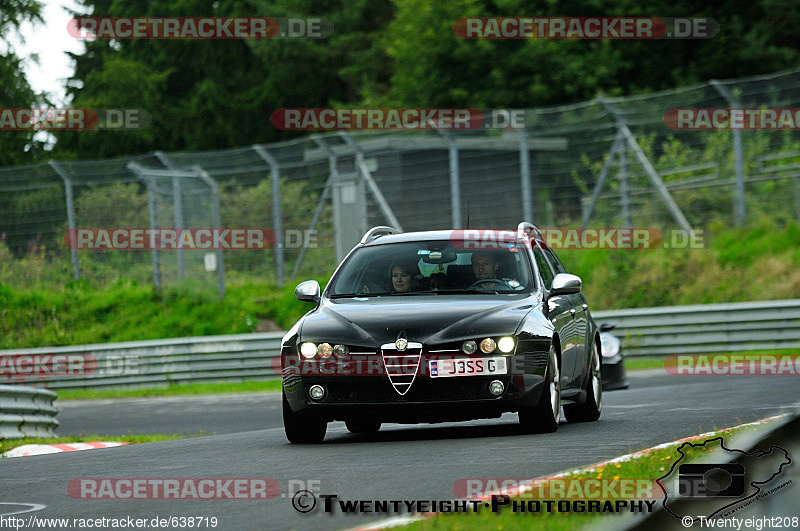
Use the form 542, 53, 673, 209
0, 0, 46, 166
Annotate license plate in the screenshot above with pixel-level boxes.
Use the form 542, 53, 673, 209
429, 357, 507, 378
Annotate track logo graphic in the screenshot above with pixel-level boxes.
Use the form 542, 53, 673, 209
657, 436, 791, 525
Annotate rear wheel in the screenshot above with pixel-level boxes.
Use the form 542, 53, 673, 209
282, 391, 327, 443
345, 419, 381, 434
564, 339, 602, 423
519, 344, 560, 433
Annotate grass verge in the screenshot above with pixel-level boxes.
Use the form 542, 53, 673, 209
0, 433, 193, 455
55, 380, 282, 400
404, 419, 776, 530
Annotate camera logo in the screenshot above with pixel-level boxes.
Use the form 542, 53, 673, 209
677, 464, 745, 497
657, 435, 791, 524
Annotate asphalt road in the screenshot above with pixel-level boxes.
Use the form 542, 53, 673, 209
2, 371, 799, 531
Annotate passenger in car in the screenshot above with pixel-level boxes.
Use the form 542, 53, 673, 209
389, 262, 419, 293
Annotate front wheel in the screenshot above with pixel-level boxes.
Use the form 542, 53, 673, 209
564, 339, 602, 423
519, 344, 560, 433
283, 391, 327, 443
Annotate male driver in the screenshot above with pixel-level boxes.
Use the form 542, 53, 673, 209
472, 252, 499, 281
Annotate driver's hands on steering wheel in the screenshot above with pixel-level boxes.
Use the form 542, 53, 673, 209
469, 278, 510, 289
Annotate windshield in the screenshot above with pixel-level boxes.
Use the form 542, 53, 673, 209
327, 240, 534, 297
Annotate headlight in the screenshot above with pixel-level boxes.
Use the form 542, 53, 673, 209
334, 344, 349, 357
461, 340, 477, 354
497, 337, 515, 353
318, 342, 333, 358
300, 342, 317, 358
480, 338, 496, 354
600, 333, 620, 358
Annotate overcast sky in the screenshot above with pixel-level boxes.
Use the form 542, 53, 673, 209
9, 0, 84, 105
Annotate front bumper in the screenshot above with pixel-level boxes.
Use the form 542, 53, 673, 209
282, 349, 549, 423
601, 356, 628, 390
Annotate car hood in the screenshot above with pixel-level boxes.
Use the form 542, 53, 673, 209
299, 294, 539, 346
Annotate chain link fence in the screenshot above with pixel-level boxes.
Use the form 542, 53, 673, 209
2, 67, 800, 294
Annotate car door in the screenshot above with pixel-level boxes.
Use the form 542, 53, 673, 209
543, 246, 588, 382
532, 243, 578, 388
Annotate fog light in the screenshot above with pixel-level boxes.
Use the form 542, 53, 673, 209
461, 340, 477, 354
318, 342, 333, 358
480, 338, 496, 354
300, 342, 317, 359
489, 380, 504, 396
309, 385, 325, 400
334, 344, 349, 357
498, 337, 515, 353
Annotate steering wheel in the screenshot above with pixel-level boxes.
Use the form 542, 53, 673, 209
469, 278, 510, 289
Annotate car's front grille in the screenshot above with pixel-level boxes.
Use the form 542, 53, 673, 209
381, 342, 422, 395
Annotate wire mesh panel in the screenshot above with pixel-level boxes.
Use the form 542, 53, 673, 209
3, 67, 800, 291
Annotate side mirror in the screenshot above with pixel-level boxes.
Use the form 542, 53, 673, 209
550, 273, 581, 295
295, 280, 321, 303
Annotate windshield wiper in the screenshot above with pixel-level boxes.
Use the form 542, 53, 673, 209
329, 293, 387, 299
436, 288, 499, 295
388, 290, 438, 296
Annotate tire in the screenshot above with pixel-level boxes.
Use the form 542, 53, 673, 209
519, 344, 560, 433
282, 391, 327, 443
564, 339, 602, 423
345, 419, 382, 434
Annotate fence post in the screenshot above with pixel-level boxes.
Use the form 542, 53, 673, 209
581, 132, 622, 228
48, 161, 80, 281
710, 80, 747, 227
598, 96, 693, 233
519, 129, 533, 222
438, 131, 462, 228
619, 146, 632, 228
192, 166, 226, 298
292, 136, 336, 279
154, 151, 185, 278
795, 176, 800, 224
127, 162, 161, 291
337, 132, 403, 231
252, 145, 285, 287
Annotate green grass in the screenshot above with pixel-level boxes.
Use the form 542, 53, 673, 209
0, 433, 194, 455
0, 220, 798, 350
55, 380, 282, 400
0, 276, 323, 349
404, 420, 774, 530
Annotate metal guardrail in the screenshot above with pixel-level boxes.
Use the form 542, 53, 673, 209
0, 385, 59, 439
0, 299, 798, 390
0, 332, 285, 390
593, 299, 800, 357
